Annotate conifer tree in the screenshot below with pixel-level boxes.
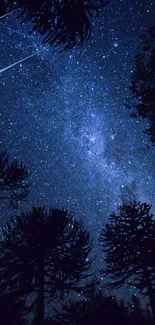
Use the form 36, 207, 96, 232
99, 201, 155, 319
125, 26, 155, 143
0, 151, 30, 208
0, 207, 93, 324
1, 0, 109, 50
55, 291, 129, 325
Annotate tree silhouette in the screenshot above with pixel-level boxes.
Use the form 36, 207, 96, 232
125, 26, 155, 143
0, 151, 30, 208
1, 0, 109, 51
99, 201, 155, 319
0, 207, 93, 324
55, 299, 89, 325
55, 291, 129, 325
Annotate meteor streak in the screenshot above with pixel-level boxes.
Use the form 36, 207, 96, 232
6, 27, 33, 38
0, 51, 42, 74
0, 8, 19, 20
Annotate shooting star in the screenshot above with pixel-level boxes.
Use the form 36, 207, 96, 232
6, 27, 33, 39
0, 50, 43, 74
0, 8, 19, 20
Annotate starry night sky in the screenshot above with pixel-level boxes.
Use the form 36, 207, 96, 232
1, 0, 155, 302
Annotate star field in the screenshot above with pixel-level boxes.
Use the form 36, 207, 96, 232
1, 0, 155, 303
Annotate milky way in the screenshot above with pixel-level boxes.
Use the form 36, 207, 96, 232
1, 0, 155, 301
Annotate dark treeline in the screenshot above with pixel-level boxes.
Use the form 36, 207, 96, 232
1, 2, 155, 325
0, 153, 155, 324
125, 26, 155, 144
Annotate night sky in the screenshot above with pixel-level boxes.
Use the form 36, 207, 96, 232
1, 0, 155, 303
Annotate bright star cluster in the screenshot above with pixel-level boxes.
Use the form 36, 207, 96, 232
1, 0, 155, 303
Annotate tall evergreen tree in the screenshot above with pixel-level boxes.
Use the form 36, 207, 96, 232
125, 26, 155, 143
1, 0, 109, 50
99, 201, 155, 319
55, 291, 129, 325
0, 151, 30, 208
0, 207, 93, 324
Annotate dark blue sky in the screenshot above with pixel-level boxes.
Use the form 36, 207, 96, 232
1, 0, 155, 303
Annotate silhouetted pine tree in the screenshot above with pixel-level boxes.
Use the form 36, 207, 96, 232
99, 201, 155, 319
55, 299, 89, 325
55, 291, 129, 325
125, 26, 155, 143
1, 0, 109, 50
0, 151, 30, 208
0, 207, 93, 324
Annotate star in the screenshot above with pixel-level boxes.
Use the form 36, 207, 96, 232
0, 0, 155, 308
